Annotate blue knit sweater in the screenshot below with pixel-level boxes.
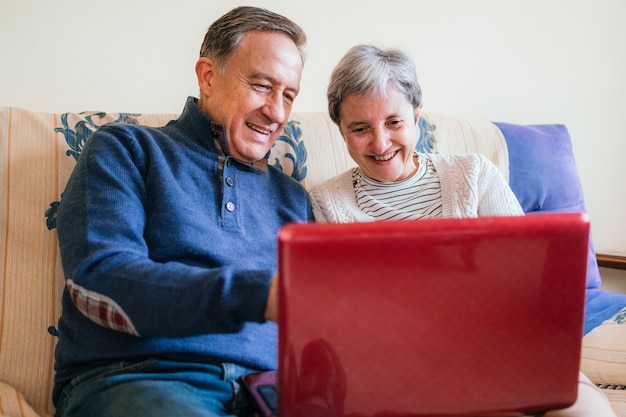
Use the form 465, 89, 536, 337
53, 97, 313, 403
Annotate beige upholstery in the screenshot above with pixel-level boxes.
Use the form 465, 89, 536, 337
0, 106, 624, 416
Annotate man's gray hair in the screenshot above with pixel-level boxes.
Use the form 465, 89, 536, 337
199, 6, 307, 72
327, 45, 422, 126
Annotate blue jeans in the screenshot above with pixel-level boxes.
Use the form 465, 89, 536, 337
55, 359, 258, 417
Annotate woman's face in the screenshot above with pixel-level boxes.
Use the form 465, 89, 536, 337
338, 86, 421, 182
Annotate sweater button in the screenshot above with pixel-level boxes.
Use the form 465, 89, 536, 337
225, 177, 234, 186
225, 201, 235, 212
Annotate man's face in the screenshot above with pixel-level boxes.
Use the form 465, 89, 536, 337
198, 31, 303, 163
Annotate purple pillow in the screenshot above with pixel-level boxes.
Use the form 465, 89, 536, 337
494, 122, 601, 290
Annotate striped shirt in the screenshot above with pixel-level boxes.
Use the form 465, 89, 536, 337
353, 153, 443, 220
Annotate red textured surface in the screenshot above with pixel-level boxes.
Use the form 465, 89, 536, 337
278, 214, 588, 417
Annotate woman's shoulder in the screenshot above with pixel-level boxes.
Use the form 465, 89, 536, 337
428, 152, 497, 172
428, 152, 485, 164
309, 169, 355, 197
309, 169, 360, 223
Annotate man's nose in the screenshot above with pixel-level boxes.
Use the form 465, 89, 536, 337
263, 93, 286, 125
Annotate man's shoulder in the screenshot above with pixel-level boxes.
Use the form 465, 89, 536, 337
267, 164, 310, 193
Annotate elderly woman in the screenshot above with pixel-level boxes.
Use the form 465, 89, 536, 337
309, 44, 615, 417
310, 45, 522, 223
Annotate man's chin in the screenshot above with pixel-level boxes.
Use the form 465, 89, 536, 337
234, 147, 272, 163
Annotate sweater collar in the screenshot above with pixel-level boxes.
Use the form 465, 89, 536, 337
179, 97, 268, 172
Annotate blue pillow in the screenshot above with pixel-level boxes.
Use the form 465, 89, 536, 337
494, 122, 601, 290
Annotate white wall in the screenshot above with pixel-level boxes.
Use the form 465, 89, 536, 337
1, 0, 625, 262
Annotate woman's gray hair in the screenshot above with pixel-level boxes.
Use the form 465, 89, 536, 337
327, 45, 422, 126
199, 6, 307, 72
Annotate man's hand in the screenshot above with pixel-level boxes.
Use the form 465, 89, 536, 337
264, 274, 279, 322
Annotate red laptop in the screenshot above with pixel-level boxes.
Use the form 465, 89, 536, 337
244, 213, 589, 417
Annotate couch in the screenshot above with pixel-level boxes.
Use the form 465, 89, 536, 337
0, 105, 625, 417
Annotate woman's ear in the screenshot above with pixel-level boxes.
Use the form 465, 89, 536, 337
195, 57, 215, 99
415, 103, 424, 124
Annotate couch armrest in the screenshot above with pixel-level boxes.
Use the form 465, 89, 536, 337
581, 306, 626, 387
597, 254, 626, 271
0, 381, 44, 417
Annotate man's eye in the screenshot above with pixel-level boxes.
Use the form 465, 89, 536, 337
351, 127, 368, 134
254, 84, 271, 92
283, 93, 295, 104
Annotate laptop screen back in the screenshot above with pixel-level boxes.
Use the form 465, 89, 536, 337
278, 213, 589, 416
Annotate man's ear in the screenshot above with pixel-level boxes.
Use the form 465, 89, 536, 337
196, 57, 215, 98
338, 124, 347, 142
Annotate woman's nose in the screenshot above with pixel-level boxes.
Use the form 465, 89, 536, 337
371, 128, 391, 154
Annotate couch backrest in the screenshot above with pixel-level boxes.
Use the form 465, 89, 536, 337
0, 106, 596, 416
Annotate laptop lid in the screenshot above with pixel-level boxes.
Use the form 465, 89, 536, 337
277, 213, 589, 417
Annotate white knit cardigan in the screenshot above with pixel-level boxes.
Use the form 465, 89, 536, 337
309, 153, 524, 223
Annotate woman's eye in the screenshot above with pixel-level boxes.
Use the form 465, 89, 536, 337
387, 119, 404, 129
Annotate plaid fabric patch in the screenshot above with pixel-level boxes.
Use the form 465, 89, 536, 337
66, 280, 139, 336
210, 120, 267, 172
210, 122, 227, 172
